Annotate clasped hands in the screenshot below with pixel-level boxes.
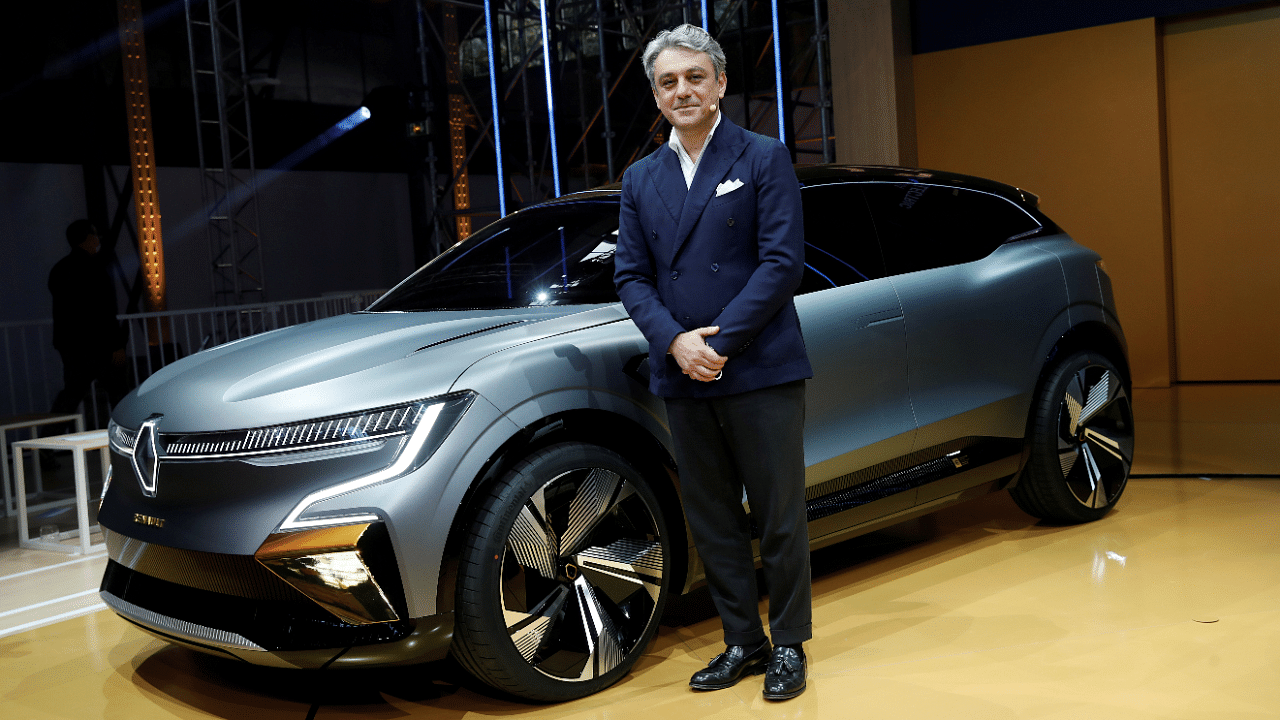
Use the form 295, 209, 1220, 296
669, 326, 726, 383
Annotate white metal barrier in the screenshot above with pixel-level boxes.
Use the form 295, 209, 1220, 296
0, 320, 66, 423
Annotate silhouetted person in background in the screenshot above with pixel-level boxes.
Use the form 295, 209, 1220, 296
48, 219, 128, 418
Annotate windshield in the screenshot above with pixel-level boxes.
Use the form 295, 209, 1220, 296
369, 200, 622, 311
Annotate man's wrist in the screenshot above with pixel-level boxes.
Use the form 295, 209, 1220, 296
667, 331, 683, 355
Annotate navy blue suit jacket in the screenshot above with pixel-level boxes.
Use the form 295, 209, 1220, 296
614, 117, 812, 398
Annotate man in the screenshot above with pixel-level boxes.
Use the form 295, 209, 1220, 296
613, 24, 812, 700
48, 220, 128, 418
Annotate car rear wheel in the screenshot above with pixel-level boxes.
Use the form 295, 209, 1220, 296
452, 442, 671, 701
1011, 351, 1134, 523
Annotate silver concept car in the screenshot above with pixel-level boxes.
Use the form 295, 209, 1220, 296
99, 165, 1133, 701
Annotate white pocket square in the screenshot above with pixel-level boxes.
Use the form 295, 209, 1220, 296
715, 178, 744, 197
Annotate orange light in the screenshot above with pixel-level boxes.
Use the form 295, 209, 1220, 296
118, 0, 166, 315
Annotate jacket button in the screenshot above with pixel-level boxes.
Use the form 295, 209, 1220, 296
652, 231, 658, 240
727, 218, 735, 227
670, 271, 679, 280
711, 263, 719, 272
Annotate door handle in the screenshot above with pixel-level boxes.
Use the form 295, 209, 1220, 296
857, 309, 904, 329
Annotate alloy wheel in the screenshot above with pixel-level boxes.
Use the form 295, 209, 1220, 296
499, 466, 665, 682
1056, 366, 1134, 509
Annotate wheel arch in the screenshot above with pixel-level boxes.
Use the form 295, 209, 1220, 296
1043, 321, 1132, 390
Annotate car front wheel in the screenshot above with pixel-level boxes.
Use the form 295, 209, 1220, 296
1011, 351, 1134, 523
452, 442, 671, 701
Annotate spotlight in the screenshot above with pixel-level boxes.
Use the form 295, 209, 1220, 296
277, 106, 373, 167
167, 104, 376, 240
336, 106, 373, 134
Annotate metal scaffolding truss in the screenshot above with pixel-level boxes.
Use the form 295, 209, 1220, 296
184, 0, 267, 305
419, 0, 833, 252
169, 0, 831, 270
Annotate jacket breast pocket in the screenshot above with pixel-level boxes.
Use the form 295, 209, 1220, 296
709, 185, 751, 210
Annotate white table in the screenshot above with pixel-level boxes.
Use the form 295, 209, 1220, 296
1, 413, 84, 517
12, 430, 108, 555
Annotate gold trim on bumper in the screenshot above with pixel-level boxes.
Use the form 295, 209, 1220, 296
254, 523, 400, 625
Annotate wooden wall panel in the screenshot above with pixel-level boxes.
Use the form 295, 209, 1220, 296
913, 20, 1173, 388
829, 0, 917, 165
1163, 7, 1280, 381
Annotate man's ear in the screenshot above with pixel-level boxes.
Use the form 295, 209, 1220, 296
717, 71, 728, 98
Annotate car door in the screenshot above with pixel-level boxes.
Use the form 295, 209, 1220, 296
861, 181, 1067, 505
795, 183, 919, 530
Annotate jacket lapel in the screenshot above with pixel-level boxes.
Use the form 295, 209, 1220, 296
670, 118, 749, 264
646, 145, 686, 226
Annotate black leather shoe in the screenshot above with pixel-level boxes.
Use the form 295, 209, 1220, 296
763, 645, 806, 700
689, 640, 771, 690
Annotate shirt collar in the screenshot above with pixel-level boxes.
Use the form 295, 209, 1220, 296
668, 110, 722, 188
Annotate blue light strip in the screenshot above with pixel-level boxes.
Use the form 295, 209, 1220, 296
539, 0, 563, 197
484, 0, 507, 217
701, 0, 709, 30
804, 263, 836, 289
771, 0, 785, 145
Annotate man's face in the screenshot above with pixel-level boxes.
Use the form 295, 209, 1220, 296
651, 46, 726, 135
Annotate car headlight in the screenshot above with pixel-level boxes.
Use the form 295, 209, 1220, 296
108, 418, 137, 456
276, 392, 474, 532
108, 396, 469, 460
119, 402, 444, 461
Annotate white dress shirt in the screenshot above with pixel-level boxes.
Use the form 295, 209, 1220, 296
668, 110, 723, 189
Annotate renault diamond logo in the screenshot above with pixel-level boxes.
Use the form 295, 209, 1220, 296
132, 414, 163, 498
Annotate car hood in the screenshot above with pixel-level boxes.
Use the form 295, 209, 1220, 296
113, 304, 628, 432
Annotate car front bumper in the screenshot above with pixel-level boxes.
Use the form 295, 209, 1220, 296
99, 527, 454, 668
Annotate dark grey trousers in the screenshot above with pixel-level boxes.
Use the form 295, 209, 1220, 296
665, 379, 812, 647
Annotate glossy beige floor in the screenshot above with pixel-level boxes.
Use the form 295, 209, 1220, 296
2, 385, 1278, 719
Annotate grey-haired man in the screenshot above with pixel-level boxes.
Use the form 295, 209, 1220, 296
613, 23, 812, 700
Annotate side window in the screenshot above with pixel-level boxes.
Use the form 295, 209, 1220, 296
861, 183, 1041, 276
796, 183, 887, 295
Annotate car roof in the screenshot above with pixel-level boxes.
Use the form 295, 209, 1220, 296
549, 164, 1040, 209
794, 165, 1041, 208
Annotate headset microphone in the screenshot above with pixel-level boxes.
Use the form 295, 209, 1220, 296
709, 103, 717, 113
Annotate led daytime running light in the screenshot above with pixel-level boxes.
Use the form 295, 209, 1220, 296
277, 401, 447, 532
100, 464, 113, 506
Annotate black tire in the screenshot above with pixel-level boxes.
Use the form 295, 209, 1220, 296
1011, 351, 1134, 524
452, 442, 672, 702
